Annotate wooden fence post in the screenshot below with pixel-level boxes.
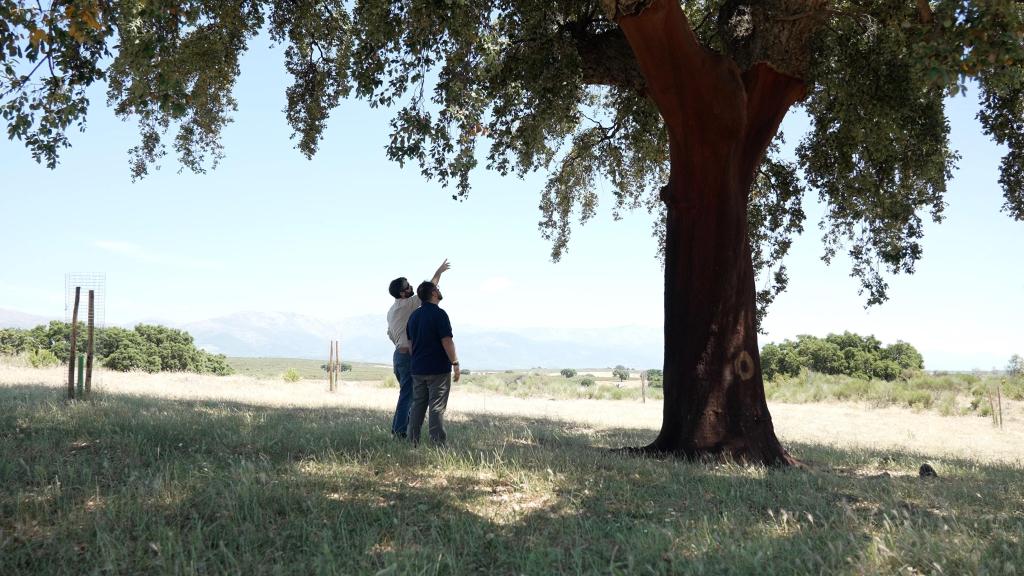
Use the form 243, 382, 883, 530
68, 287, 80, 400
328, 340, 335, 392
997, 385, 1003, 429
641, 370, 647, 404
335, 340, 341, 388
85, 290, 95, 397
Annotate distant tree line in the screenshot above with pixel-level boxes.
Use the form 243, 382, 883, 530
760, 332, 923, 381
0, 322, 233, 375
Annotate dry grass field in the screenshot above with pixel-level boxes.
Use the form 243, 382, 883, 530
2, 366, 1021, 464
2, 366, 1022, 574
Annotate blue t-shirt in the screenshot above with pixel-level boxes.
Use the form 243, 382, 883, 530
406, 302, 454, 375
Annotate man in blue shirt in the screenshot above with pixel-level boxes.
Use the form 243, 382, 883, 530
405, 280, 461, 445
386, 260, 450, 438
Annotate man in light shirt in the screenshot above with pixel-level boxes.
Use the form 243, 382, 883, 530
386, 259, 450, 438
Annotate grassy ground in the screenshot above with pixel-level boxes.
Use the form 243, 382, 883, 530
2, 384, 1022, 575
226, 357, 392, 382
766, 370, 1024, 417
459, 372, 664, 402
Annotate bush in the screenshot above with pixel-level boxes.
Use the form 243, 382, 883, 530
1008, 354, 1023, 377
197, 351, 234, 376
382, 374, 398, 388
612, 366, 630, 381
0, 322, 235, 375
282, 368, 302, 383
0, 328, 32, 356
761, 332, 924, 381
580, 377, 595, 387
460, 369, 471, 375
644, 369, 663, 387
872, 359, 901, 382
27, 348, 59, 368
560, 368, 577, 378
321, 362, 354, 373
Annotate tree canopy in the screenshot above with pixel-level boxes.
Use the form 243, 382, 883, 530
0, 321, 234, 374
3, 0, 1022, 314
760, 331, 924, 381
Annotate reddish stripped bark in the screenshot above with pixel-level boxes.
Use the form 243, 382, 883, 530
616, 0, 805, 465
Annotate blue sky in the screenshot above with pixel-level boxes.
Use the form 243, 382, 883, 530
1, 39, 1021, 370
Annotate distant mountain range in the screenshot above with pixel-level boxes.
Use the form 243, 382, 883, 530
0, 307, 662, 370
182, 311, 664, 370
0, 308, 56, 329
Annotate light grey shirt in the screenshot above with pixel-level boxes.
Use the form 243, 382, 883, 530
386, 296, 420, 349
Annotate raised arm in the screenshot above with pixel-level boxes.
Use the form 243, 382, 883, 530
430, 259, 451, 285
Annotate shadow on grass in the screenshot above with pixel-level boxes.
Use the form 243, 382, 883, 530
1, 384, 1022, 575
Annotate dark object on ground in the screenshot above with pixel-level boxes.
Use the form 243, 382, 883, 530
919, 463, 938, 478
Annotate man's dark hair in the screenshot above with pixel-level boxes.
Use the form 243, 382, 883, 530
416, 281, 436, 302
388, 277, 408, 299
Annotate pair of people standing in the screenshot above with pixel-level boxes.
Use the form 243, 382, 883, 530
386, 260, 461, 445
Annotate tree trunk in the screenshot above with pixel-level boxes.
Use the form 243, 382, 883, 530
616, 0, 806, 465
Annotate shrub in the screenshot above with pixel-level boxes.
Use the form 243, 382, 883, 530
645, 369, 663, 387
560, 368, 577, 378
761, 332, 924, 381
580, 377, 595, 387
0, 328, 31, 356
872, 359, 901, 382
283, 368, 302, 383
27, 348, 59, 368
197, 351, 234, 376
104, 344, 162, 373
612, 366, 630, 381
460, 369, 471, 375
1008, 354, 1023, 376
896, 389, 934, 409
937, 392, 959, 416
382, 374, 398, 388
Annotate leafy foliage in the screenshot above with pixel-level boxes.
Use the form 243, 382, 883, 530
644, 368, 663, 387
27, 348, 59, 368
612, 365, 630, 381
0, 322, 233, 375
282, 368, 301, 383
760, 332, 924, 381
321, 362, 353, 373
3, 0, 1022, 316
560, 368, 578, 378
1008, 354, 1024, 376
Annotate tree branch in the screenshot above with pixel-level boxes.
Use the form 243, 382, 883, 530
571, 28, 646, 92
915, 0, 933, 25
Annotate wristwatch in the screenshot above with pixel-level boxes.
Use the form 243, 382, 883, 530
452, 361, 459, 366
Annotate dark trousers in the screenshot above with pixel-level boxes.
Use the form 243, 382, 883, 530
407, 373, 451, 445
390, 350, 414, 436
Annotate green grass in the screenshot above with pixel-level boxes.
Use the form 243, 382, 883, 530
226, 357, 392, 382
1, 385, 1022, 575
766, 370, 1024, 415
459, 372, 663, 401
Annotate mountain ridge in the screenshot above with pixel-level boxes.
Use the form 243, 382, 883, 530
0, 308, 662, 370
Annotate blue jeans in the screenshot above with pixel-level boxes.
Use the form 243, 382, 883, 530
391, 350, 414, 436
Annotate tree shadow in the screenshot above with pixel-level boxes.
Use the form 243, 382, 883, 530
1, 383, 1022, 574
